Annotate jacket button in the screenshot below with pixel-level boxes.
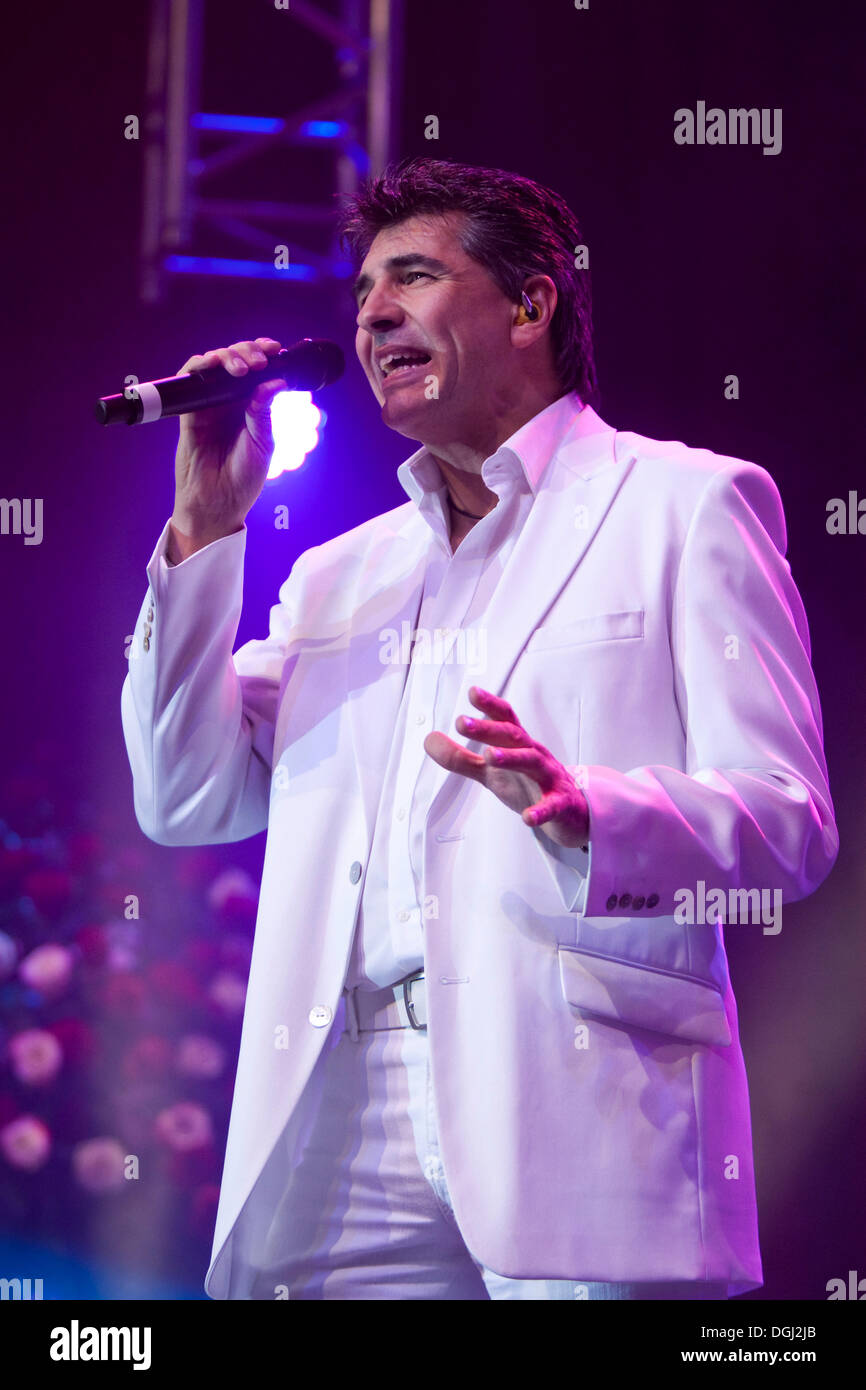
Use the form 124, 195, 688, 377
618, 893, 632, 908
646, 892, 659, 908
142, 635, 150, 652
605, 894, 618, 912
632, 895, 645, 910
146, 607, 154, 623
309, 1005, 332, 1027
349, 861, 362, 884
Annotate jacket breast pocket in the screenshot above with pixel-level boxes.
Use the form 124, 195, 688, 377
558, 945, 732, 1047
525, 608, 644, 653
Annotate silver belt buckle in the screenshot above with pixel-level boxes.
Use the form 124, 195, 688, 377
402, 970, 426, 1030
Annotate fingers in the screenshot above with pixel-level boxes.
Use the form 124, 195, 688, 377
250, 375, 287, 402
455, 713, 530, 746
521, 790, 572, 827
422, 731, 487, 779
522, 789, 590, 846
177, 338, 283, 378
482, 745, 550, 777
468, 685, 518, 726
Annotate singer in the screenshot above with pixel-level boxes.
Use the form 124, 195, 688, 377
120, 157, 838, 1300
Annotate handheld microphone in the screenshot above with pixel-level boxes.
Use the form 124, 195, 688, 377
95, 337, 345, 425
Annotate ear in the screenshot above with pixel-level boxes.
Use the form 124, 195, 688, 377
512, 274, 557, 338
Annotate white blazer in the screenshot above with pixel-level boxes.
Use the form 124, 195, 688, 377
121, 403, 838, 1297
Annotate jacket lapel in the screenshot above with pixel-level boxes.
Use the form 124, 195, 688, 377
422, 420, 637, 823
345, 413, 637, 843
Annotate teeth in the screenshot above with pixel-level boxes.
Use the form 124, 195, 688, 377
381, 351, 430, 376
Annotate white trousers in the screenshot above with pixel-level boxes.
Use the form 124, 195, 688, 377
247, 984, 728, 1300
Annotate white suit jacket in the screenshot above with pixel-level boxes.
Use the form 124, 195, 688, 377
120, 402, 838, 1298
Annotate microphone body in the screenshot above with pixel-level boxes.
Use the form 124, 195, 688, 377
95, 337, 344, 425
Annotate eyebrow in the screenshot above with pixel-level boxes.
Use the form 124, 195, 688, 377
350, 254, 450, 306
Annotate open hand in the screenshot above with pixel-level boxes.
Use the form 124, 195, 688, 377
423, 686, 589, 849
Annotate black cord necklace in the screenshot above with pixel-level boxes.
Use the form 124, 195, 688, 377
448, 497, 486, 520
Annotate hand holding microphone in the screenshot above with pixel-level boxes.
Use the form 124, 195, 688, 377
167, 337, 289, 563
95, 333, 345, 561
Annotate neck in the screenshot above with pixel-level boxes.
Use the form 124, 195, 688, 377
427, 382, 565, 517
424, 381, 564, 473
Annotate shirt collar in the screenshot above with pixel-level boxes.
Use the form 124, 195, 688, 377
396, 390, 599, 506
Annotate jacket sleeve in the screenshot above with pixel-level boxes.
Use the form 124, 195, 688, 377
542, 460, 839, 917
120, 519, 301, 846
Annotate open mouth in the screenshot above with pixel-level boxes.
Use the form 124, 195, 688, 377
379, 351, 432, 381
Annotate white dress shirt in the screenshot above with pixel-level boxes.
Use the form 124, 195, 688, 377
344, 389, 595, 991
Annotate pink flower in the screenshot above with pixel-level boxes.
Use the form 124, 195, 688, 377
208, 971, 246, 1016
176, 1034, 225, 1079
154, 1101, 213, 1152
18, 943, 74, 998
8, 1028, 63, 1085
71, 1137, 126, 1192
0, 1114, 51, 1170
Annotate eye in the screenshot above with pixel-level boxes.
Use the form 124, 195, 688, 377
356, 270, 432, 310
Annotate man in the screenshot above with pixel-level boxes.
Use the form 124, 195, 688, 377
121, 158, 838, 1300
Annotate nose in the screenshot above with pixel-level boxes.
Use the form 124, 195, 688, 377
355, 280, 404, 337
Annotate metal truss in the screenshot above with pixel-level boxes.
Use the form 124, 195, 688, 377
139, 0, 403, 302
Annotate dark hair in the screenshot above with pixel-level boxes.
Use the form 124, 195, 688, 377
335, 157, 598, 406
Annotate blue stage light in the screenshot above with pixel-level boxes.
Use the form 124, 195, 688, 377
191, 113, 283, 133
164, 256, 317, 281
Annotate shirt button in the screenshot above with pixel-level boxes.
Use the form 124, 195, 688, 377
396, 808, 406, 820
415, 713, 426, 725
646, 892, 660, 908
309, 1005, 332, 1027
605, 894, 618, 912
349, 861, 362, 884
397, 909, 409, 922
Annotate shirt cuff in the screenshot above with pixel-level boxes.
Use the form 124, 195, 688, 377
533, 828, 590, 914
147, 518, 247, 586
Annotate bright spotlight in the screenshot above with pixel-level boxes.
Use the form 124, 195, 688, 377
266, 390, 323, 479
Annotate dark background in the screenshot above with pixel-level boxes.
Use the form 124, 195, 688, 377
1, 0, 863, 1299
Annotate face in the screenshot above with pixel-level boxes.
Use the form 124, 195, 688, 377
353, 211, 518, 445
